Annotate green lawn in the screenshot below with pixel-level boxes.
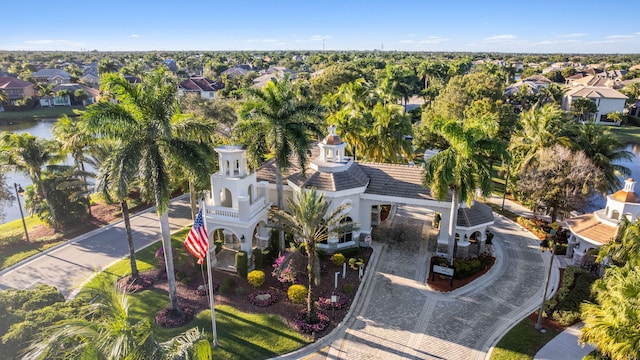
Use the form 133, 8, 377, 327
0, 215, 65, 270
491, 318, 562, 360
79, 228, 310, 359
0, 106, 83, 120
609, 125, 640, 145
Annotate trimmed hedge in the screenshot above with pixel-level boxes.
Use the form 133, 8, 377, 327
545, 266, 596, 326
287, 284, 307, 304
235, 251, 248, 278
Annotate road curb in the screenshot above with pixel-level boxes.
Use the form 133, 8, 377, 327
0, 194, 189, 278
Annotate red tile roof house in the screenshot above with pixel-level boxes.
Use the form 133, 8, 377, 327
0, 76, 36, 110
177, 77, 224, 100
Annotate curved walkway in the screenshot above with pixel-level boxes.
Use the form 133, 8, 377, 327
283, 204, 552, 360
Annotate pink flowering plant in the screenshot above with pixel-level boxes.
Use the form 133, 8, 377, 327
317, 291, 349, 310
248, 289, 279, 307
272, 255, 297, 284
294, 309, 330, 333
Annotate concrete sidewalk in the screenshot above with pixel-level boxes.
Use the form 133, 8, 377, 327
534, 322, 594, 360
0, 194, 193, 298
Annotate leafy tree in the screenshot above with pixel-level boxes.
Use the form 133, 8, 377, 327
516, 145, 604, 221
97, 58, 119, 75
580, 264, 640, 360
270, 188, 356, 323
508, 103, 574, 173
0, 133, 62, 231
575, 122, 632, 193
0, 89, 7, 105
571, 98, 598, 122
423, 116, 505, 264
84, 68, 215, 312
596, 217, 640, 267
621, 82, 640, 108
64, 63, 82, 83
235, 76, 323, 252
23, 281, 212, 360
73, 89, 88, 105
308, 63, 364, 100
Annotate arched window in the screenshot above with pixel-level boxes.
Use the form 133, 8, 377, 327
220, 188, 232, 207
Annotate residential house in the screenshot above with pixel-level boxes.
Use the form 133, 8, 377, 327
203, 125, 494, 272
40, 83, 100, 107
32, 69, 71, 85
221, 64, 254, 79
565, 178, 640, 270
177, 77, 224, 100
0, 76, 36, 108
562, 85, 627, 124
80, 69, 100, 88
521, 74, 552, 88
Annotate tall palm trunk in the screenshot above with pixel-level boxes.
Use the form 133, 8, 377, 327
275, 164, 285, 253
189, 180, 197, 221
156, 191, 179, 311
80, 160, 92, 217
448, 190, 459, 266
121, 200, 139, 281
306, 240, 317, 322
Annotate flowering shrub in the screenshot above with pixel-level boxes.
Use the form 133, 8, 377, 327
348, 257, 364, 270
294, 309, 330, 333
247, 270, 265, 288
330, 253, 346, 266
155, 306, 194, 328
317, 291, 349, 310
272, 255, 297, 284
248, 289, 279, 307
287, 284, 307, 304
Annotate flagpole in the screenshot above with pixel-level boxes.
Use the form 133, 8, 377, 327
202, 200, 218, 346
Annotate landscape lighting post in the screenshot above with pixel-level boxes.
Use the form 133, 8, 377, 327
14, 183, 30, 243
535, 239, 554, 331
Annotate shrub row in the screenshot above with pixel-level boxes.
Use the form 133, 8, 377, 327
545, 266, 597, 326
453, 254, 494, 279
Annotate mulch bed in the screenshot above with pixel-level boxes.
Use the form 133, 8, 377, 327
426, 256, 496, 292
135, 247, 373, 338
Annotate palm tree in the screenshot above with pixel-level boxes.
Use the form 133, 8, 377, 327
0, 132, 63, 232
235, 75, 323, 252
597, 217, 640, 267
424, 117, 506, 264
0, 89, 7, 105
270, 188, 357, 323
575, 122, 632, 193
322, 79, 372, 160
52, 115, 94, 216
580, 264, 640, 360
508, 103, 574, 173
84, 68, 216, 312
23, 280, 212, 360
365, 102, 413, 163
94, 141, 143, 283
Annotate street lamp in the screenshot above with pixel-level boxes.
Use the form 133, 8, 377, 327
535, 238, 555, 331
14, 183, 30, 243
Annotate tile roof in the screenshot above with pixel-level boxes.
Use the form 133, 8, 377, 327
288, 163, 370, 192
52, 83, 100, 97
457, 202, 494, 228
359, 162, 434, 201
566, 213, 617, 245
0, 76, 33, 89
565, 85, 627, 99
178, 77, 224, 92
32, 69, 71, 78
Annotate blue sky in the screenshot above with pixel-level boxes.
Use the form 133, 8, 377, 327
3, 1, 639, 53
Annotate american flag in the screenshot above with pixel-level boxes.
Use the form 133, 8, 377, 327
184, 209, 209, 265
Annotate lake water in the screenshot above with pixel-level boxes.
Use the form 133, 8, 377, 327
0, 119, 63, 224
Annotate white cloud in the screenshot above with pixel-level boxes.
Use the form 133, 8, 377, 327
129, 34, 142, 38
606, 34, 636, 39
557, 33, 587, 38
483, 34, 517, 42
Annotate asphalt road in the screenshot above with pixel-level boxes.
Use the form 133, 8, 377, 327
0, 194, 194, 298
